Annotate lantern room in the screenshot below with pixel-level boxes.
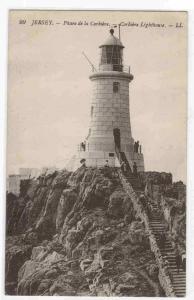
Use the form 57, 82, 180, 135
99, 29, 124, 72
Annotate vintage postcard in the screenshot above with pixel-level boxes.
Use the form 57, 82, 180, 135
6, 10, 187, 297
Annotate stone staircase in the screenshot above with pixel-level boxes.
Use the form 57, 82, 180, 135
115, 148, 143, 191
125, 173, 143, 191
119, 168, 186, 297
149, 202, 186, 297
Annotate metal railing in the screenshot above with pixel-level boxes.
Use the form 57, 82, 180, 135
97, 64, 131, 73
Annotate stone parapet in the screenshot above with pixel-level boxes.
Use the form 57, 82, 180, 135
90, 71, 133, 82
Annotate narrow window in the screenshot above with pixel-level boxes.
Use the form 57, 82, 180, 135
109, 153, 114, 157
91, 106, 94, 117
113, 82, 119, 93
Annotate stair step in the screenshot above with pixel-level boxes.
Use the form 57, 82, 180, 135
150, 223, 166, 225
150, 221, 162, 223
150, 222, 164, 224
152, 229, 167, 232
150, 228, 166, 230
151, 225, 166, 227
171, 272, 186, 275
167, 256, 176, 264
150, 224, 166, 227
172, 271, 186, 274
173, 278, 186, 281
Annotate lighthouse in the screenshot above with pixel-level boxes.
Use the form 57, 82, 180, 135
74, 29, 144, 171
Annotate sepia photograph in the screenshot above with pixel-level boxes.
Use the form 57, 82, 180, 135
5, 10, 187, 297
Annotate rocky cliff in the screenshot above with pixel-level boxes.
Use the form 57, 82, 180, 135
139, 172, 186, 255
6, 166, 185, 296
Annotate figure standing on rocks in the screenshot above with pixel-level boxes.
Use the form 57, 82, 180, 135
136, 141, 139, 153
81, 142, 86, 151
80, 158, 86, 168
105, 160, 109, 167
134, 141, 137, 152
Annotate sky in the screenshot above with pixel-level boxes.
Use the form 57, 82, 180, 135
7, 10, 187, 182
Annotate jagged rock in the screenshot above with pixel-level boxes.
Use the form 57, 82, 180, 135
147, 264, 159, 278
107, 190, 125, 217
6, 167, 181, 296
56, 188, 77, 231
5, 236, 33, 294
80, 259, 93, 271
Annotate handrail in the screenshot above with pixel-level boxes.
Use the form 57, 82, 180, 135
115, 145, 132, 173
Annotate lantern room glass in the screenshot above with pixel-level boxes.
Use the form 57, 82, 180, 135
100, 46, 123, 71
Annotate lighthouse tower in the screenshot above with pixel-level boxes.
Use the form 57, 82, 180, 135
74, 29, 144, 171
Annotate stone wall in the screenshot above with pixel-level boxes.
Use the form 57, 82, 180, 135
88, 76, 132, 151
118, 170, 176, 297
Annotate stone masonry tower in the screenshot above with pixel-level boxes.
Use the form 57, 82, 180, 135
75, 29, 144, 171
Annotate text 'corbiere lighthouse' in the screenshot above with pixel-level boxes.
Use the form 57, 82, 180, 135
74, 29, 144, 171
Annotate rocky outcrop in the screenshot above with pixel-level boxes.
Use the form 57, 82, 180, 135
6, 166, 184, 296
140, 172, 186, 255
6, 170, 70, 238
160, 195, 186, 254
5, 236, 33, 295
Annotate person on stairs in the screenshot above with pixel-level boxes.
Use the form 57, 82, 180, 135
121, 161, 127, 175
175, 249, 182, 274
182, 252, 186, 272
133, 162, 137, 176
158, 232, 166, 249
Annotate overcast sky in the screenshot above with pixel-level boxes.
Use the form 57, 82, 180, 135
7, 10, 187, 182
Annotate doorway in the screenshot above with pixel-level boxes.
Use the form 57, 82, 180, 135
113, 128, 121, 151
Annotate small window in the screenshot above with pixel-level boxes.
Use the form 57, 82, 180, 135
113, 82, 119, 93
109, 153, 114, 157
